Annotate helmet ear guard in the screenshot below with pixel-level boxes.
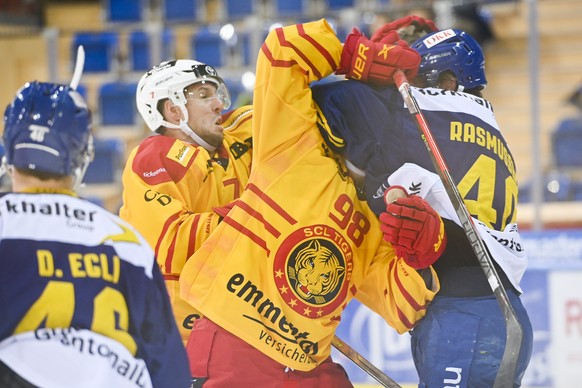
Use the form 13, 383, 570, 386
411, 28, 487, 92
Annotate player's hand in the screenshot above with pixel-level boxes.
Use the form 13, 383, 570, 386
335, 28, 420, 86
371, 15, 438, 44
379, 186, 447, 269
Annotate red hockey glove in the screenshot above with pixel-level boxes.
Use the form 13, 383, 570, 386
336, 28, 420, 86
379, 187, 447, 269
371, 15, 438, 44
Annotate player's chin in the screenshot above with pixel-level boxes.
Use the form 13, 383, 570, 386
212, 125, 225, 138
208, 129, 225, 145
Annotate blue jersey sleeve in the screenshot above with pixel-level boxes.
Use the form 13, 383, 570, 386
313, 82, 518, 230
312, 80, 403, 173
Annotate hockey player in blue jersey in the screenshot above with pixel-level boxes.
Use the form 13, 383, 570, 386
312, 28, 533, 387
0, 81, 190, 388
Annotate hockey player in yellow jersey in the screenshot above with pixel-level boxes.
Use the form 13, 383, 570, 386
180, 19, 438, 386
119, 60, 253, 344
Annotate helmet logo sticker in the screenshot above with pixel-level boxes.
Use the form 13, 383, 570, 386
422, 28, 456, 49
28, 124, 50, 142
205, 66, 217, 76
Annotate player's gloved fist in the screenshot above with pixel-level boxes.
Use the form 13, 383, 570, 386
336, 28, 421, 86
371, 15, 438, 44
379, 187, 447, 269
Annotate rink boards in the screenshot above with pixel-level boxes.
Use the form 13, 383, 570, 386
335, 228, 582, 388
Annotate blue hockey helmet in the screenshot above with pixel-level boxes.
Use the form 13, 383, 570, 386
2, 81, 93, 179
411, 28, 487, 91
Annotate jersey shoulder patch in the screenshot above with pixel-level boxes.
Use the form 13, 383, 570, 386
131, 136, 200, 185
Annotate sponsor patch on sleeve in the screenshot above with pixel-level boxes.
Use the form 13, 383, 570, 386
167, 141, 195, 167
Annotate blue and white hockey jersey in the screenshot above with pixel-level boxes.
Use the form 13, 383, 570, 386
0, 191, 190, 388
313, 81, 527, 294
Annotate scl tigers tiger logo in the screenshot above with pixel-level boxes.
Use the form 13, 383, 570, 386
288, 240, 345, 304
273, 225, 353, 317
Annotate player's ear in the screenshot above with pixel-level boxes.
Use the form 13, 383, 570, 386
162, 99, 181, 122
437, 71, 459, 92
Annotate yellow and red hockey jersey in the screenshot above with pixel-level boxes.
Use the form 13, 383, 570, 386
120, 105, 253, 343
180, 20, 439, 370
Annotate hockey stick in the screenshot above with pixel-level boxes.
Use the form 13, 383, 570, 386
69, 44, 93, 190
70, 45, 85, 90
393, 69, 523, 388
0, 47, 87, 180
332, 335, 401, 388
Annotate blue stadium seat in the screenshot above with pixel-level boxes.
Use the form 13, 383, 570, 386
225, 0, 254, 19
545, 172, 572, 202
104, 0, 143, 22
83, 138, 125, 184
72, 32, 119, 73
75, 84, 88, 102
552, 117, 582, 167
572, 181, 582, 201
335, 23, 349, 42
224, 77, 243, 107
129, 30, 174, 71
327, 0, 355, 10
191, 26, 224, 68
519, 171, 573, 203
84, 196, 106, 208
275, 0, 305, 16
374, 0, 390, 10
239, 31, 253, 66
163, 0, 198, 23
98, 82, 138, 126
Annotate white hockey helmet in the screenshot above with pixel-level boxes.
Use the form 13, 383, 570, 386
136, 59, 231, 134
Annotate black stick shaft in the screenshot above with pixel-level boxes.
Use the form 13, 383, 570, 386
332, 335, 401, 388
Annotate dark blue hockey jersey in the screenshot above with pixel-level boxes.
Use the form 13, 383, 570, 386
0, 192, 190, 388
313, 81, 528, 296
313, 81, 518, 232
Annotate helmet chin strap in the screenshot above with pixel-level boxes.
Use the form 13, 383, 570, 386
0, 156, 7, 179
178, 120, 217, 152
168, 101, 217, 152
72, 136, 95, 191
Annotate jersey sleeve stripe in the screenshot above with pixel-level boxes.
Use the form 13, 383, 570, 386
222, 216, 270, 255
156, 212, 181, 271
247, 183, 296, 225
235, 200, 281, 238
260, 43, 301, 72
187, 213, 202, 259
276, 26, 322, 79
296, 23, 337, 71
396, 306, 415, 331
392, 259, 428, 312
